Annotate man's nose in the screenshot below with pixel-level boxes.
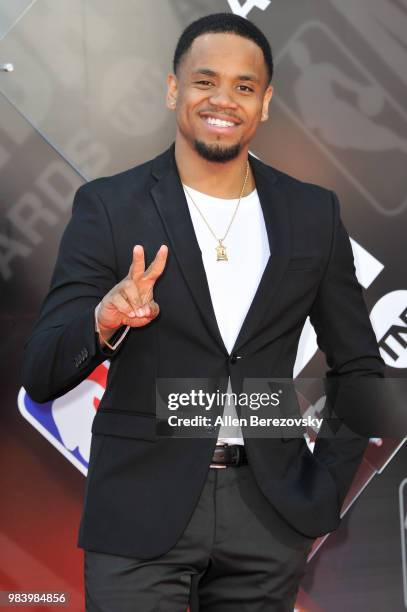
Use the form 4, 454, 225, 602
208, 87, 238, 108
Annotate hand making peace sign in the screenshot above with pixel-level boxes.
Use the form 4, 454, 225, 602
96, 244, 168, 340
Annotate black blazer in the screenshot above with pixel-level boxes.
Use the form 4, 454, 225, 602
22, 143, 385, 559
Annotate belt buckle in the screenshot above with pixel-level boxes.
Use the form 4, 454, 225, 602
210, 443, 229, 469
216, 445, 227, 462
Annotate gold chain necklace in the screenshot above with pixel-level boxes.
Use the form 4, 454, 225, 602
183, 161, 250, 261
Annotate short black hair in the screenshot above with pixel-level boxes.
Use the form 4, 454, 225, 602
173, 12, 273, 85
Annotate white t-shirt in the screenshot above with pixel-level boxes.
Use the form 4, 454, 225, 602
182, 183, 270, 445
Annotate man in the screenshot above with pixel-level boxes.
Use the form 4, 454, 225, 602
22, 12, 385, 612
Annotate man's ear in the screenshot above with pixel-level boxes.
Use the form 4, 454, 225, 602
261, 84, 273, 121
166, 73, 178, 110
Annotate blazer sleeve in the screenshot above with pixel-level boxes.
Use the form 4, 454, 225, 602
21, 183, 129, 403
308, 190, 385, 507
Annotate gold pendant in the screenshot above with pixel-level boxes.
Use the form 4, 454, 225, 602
216, 241, 228, 261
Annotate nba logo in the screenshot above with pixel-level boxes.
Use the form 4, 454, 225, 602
18, 362, 109, 476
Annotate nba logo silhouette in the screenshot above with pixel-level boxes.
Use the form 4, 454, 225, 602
18, 362, 109, 476
275, 20, 407, 215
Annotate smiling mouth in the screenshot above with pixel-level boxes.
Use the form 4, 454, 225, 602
200, 115, 241, 130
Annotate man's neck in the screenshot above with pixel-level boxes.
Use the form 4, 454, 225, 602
174, 138, 256, 199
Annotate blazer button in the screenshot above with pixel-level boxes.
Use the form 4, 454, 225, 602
230, 353, 241, 364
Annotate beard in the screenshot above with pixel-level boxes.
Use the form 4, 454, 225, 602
194, 139, 241, 163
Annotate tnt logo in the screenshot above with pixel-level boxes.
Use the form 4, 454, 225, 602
18, 362, 109, 475
370, 290, 407, 368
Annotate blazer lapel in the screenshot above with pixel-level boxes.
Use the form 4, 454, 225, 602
150, 143, 229, 354
150, 143, 292, 356
230, 154, 292, 354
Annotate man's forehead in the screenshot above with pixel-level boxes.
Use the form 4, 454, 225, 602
184, 32, 266, 76
189, 31, 262, 56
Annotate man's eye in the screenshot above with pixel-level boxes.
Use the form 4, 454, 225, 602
237, 85, 254, 92
195, 80, 213, 86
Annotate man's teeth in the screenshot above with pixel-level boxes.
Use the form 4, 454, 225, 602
205, 117, 235, 127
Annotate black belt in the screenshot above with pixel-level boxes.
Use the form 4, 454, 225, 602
211, 444, 248, 467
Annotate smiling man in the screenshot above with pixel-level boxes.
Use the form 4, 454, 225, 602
22, 12, 385, 612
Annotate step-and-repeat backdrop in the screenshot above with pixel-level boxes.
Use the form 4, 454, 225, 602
1, 1, 406, 610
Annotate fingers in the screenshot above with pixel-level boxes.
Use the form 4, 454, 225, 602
145, 245, 168, 283
134, 300, 160, 319
127, 299, 160, 326
108, 291, 160, 327
120, 243, 167, 326
128, 245, 145, 281
128, 244, 168, 289
119, 278, 152, 315
129, 244, 168, 285
111, 290, 138, 320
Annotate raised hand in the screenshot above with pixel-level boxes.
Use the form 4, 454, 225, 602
96, 244, 168, 341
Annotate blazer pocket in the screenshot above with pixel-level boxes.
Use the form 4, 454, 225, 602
91, 409, 157, 441
286, 255, 320, 271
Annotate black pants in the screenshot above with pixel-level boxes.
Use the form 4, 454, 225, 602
84, 463, 314, 611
